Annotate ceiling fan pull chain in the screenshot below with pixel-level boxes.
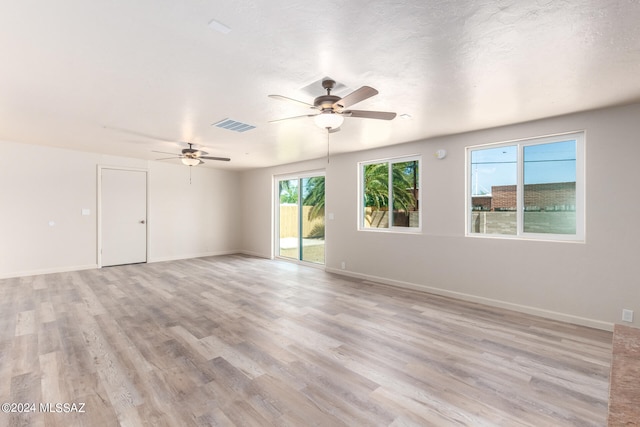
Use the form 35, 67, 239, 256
327, 128, 330, 163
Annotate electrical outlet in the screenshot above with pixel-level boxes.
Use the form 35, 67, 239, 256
622, 309, 634, 323
341, 261, 346, 270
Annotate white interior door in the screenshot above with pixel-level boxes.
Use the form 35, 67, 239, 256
100, 168, 147, 267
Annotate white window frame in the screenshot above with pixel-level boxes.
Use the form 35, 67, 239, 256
358, 155, 422, 233
466, 131, 585, 242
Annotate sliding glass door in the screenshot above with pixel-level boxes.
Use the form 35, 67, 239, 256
278, 178, 300, 259
276, 173, 325, 264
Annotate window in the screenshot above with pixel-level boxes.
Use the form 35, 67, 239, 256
359, 156, 421, 231
468, 132, 584, 241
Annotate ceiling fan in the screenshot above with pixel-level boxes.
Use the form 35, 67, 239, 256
269, 79, 396, 130
153, 143, 230, 166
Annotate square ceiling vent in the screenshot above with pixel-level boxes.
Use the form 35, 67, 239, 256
212, 118, 256, 132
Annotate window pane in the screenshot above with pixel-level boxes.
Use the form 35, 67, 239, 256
278, 179, 299, 258
363, 162, 389, 228
523, 140, 576, 234
470, 146, 517, 235
391, 161, 419, 227
301, 176, 325, 264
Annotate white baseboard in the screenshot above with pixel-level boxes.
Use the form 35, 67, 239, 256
325, 267, 614, 332
148, 250, 240, 263
0, 264, 99, 279
237, 250, 272, 259
0, 252, 252, 278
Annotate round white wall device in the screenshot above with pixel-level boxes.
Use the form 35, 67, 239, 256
435, 149, 447, 159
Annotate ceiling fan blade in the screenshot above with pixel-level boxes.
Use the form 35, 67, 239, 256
334, 86, 378, 110
104, 126, 178, 143
343, 110, 397, 120
155, 156, 181, 161
328, 127, 341, 134
269, 114, 317, 123
200, 156, 231, 162
268, 94, 315, 108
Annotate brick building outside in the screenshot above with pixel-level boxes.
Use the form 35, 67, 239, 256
472, 182, 576, 211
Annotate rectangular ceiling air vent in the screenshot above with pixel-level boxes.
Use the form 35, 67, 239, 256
211, 118, 256, 133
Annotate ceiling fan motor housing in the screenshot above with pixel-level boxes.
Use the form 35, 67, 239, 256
314, 94, 341, 111
182, 143, 200, 158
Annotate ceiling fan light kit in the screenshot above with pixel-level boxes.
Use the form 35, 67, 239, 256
314, 111, 344, 129
181, 157, 201, 166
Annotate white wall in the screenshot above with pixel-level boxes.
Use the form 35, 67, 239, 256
148, 161, 241, 261
0, 142, 100, 276
0, 141, 241, 278
240, 103, 640, 330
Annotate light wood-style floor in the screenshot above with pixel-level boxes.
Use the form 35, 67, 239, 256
0, 255, 612, 426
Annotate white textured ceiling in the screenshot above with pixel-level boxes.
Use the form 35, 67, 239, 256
1, 1, 640, 170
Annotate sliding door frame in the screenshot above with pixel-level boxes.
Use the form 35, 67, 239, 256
274, 170, 325, 265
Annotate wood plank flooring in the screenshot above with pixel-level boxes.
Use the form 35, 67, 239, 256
607, 324, 640, 425
0, 254, 612, 426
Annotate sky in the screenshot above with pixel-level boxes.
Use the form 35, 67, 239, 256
470, 139, 576, 195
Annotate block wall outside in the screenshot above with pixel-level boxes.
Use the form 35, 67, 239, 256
365, 208, 419, 228
471, 211, 576, 235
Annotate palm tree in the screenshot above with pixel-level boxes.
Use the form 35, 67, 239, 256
364, 161, 417, 211
302, 176, 325, 221
279, 180, 298, 204
363, 163, 389, 210
299, 161, 418, 226
392, 160, 418, 213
